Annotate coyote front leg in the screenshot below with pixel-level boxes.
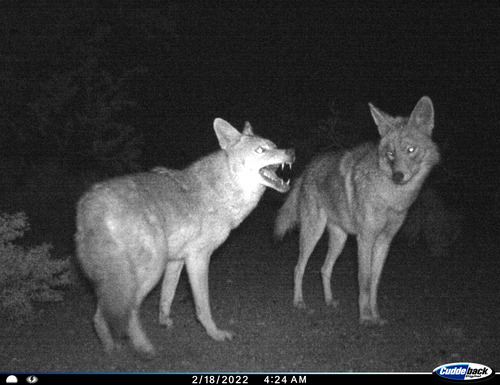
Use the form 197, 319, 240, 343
357, 231, 378, 325
159, 260, 185, 327
186, 253, 233, 341
369, 220, 404, 324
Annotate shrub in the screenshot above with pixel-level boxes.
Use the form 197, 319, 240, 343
0, 212, 72, 323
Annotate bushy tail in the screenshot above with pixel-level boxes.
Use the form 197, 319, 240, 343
92, 250, 154, 356
96, 274, 135, 339
274, 175, 302, 240
76, 199, 134, 343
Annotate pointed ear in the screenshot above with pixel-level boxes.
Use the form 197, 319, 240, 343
213, 118, 242, 150
242, 121, 254, 136
409, 96, 434, 136
369, 103, 394, 137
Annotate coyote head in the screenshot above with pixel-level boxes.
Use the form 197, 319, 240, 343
214, 118, 295, 193
370, 96, 440, 185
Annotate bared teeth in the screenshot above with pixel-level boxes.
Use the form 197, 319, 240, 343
260, 162, 293, 188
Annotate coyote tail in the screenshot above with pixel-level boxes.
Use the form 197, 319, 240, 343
95, 268, 136, 341
99, 276, 133, 332
274, 175, 302, 240
76, 199, 136, 343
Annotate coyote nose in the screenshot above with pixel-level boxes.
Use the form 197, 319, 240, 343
286, 149, 296, 162
392, 171, 405, 184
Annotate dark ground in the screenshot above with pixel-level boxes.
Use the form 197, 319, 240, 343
1, 194, 499, 374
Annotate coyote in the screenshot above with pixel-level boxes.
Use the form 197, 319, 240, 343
275, 96, 439, 325
76, 118, 294, 356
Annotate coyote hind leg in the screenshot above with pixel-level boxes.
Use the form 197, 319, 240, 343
321, 223, 348, 307
294, 210, 327, 309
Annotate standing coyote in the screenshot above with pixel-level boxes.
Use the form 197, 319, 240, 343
275, 96, 439, 325
76, 118, 294, 357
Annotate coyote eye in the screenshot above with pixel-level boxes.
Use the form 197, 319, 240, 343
386, 151, 395, 160
407, 146, 416, 154
255, 147, 265, 153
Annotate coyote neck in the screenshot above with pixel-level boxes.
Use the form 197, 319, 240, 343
185, 151, 265, 226
372, 166, 431, 212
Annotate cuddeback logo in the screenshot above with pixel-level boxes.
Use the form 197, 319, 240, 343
433, 362, 495, 382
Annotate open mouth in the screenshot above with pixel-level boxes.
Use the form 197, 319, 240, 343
259, 162, 293, 192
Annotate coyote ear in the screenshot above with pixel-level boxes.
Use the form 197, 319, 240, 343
242, 121, 254, 136
409, 96, 434, 136
369, 103, 393, 137
213, 118, 243, 150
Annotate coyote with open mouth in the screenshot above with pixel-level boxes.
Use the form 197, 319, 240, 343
76, 118, 294, 357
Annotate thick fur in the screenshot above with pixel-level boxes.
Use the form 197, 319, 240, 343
275, 96, 440, 325
76, 119, 294, 357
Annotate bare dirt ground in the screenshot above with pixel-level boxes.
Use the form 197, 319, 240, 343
1, 199, 499, 373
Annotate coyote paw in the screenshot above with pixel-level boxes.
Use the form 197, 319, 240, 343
293, 300, 307, 309
134, 344, 157, 360
159, 313, 174, 328
360, 316, 388, 326
208, 328, 234, 341
325, 299, 340, 308
102, 340, 124, 355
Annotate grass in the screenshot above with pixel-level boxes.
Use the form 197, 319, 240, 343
0, 199, 498, 373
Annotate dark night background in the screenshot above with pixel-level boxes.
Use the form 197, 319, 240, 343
1, 1, 500, 373
1, 0, 499, 262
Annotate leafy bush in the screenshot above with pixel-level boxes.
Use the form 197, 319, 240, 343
0, 212, 72, 322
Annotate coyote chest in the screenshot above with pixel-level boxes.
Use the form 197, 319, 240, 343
369, 170, 426, 213
163, 196, 244, 257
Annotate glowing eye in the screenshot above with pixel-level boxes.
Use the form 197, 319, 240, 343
407, 146, 416, 153
255, 147, 265, 153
